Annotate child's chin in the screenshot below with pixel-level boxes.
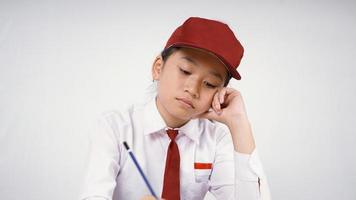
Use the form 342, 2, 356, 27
189, 112, 201, 119
171, 109, 194, 121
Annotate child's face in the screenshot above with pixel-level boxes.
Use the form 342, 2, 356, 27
152, 47, 228, 126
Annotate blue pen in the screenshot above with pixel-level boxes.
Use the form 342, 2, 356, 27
123, 141, 159, 199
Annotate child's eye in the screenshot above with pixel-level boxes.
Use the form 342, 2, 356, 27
179, 68, 191, 75
204, 81, 217, 89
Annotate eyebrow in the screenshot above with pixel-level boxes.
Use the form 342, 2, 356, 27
180, 56, 224, 81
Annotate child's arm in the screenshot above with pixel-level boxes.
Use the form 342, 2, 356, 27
80, 115, 121, 200
196, 87, 271, 200
226, 114, 256, 154
196, 87, 256, 153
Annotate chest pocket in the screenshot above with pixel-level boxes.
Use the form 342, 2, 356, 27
194, 164, 212, 183
194, 144, 215, 183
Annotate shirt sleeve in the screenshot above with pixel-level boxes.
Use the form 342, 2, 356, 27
208, 128, 271, 200
79, 115, 121, 200
234, 149, 272, 200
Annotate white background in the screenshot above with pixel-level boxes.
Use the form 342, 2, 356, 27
1, 0, 355, 199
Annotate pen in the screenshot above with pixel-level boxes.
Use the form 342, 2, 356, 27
123, 141, 159, 199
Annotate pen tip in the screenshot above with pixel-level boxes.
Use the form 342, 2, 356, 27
123, 141, 129, 150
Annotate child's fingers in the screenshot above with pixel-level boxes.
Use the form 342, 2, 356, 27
225, 87, 237, 94
220, 87, 240, 106
212, 91, 221, 113
218, 88, 227, 104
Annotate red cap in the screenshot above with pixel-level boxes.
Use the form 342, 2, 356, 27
165, 17, 244, 80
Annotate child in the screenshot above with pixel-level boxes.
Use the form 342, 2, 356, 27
80, 17, 271, 200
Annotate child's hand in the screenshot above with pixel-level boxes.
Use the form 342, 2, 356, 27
195, 87, 248, 126
195, 87, 256, 154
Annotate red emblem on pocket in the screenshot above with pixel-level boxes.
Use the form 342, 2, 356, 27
194, 163, 212, 169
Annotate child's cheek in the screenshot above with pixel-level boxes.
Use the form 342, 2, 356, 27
203, 95, 215, 109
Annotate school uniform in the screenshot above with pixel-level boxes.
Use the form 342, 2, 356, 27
79, 96, 271, 200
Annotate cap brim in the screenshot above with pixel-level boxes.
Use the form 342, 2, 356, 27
165, 43, 241, 80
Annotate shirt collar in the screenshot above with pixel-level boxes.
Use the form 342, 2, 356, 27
143, 96, 202, 144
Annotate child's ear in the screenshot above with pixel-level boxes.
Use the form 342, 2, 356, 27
151, 55, 164, 81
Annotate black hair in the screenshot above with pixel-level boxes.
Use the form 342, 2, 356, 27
161, 47, 232, 86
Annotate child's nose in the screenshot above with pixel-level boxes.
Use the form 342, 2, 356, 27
184, 78, 200, 98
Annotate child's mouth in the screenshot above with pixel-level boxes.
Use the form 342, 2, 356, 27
176, 98, 194, 109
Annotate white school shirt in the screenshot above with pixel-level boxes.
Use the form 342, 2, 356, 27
80, 96, 271, 200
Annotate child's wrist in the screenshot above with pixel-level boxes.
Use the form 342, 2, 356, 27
225, 115, 256, 154
225, 114, 249, 128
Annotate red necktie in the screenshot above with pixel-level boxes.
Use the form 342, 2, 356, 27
162, 129, 180, 200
